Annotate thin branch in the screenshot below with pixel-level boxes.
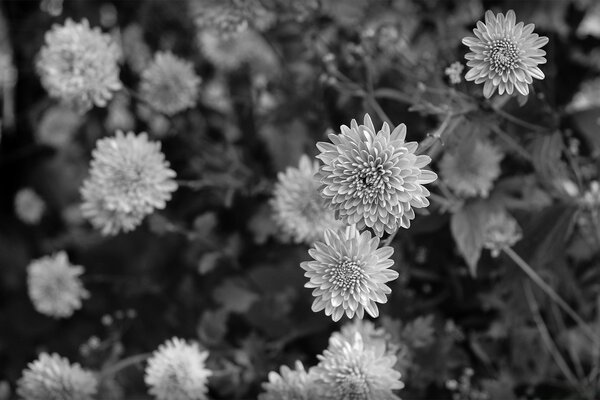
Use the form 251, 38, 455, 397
491, 104, 548, 132
490, 125, 533, 162
99, 353, 151, 379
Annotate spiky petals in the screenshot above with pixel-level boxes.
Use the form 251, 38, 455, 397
317, 114, 437, 237
462, 10, 549, 98
301, 225, 399, 322
313, 332, 404, 400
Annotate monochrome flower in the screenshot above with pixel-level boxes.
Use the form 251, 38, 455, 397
462, 10, 549, 98
271, 155, 342, 244
439, 139, 503, 198
27, 251, 89, 318
313, 332, 404, 400
14, 188, 46, 225
17, 353, 97, 400
145, 338, 212, 400
139, 52, 201, 116
36, 19, 122, 112
317, 114, 437, 236
80, 131, 177, 236
301, 225, 398, 321
483, 210, 522, 257
445, 61, 464, 84
259, 361, 319, 400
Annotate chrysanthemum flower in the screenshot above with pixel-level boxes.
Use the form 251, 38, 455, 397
271, 155, 343, 244
80, 131, 177, 236
445, 61, 464, 85
439, 139, 503, 198
17, 353, 97, 400
301, 225, 398, 321
27, 251, 89, 318
312, 332, 404, 400
483, 210, 522, 257
144, 337, 212, 400
36, 19, 122, 112
139, 52, 201, 116
14, 188, 46, 225
462, 10, 549, 98
317, 114, 437, 236
259, 361, 319, 400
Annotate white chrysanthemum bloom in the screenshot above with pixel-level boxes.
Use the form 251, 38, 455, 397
439, 139, 503, 198
80, 131, 178, 236
483, 211, 522, 257
14, 188, 46, 225
301, 225, 398, 321
145, 337, 212, 400
317, 114, 437, 237
445, 61, 464, 84
259, 361, 319, 400
17, 353, 97, 400
36, 19, 122, 112
27, 251, 89, 318
139, 52, 201, 116
462, 10, 549, 98
271, 155, 343, 244
313, 332, 404, 400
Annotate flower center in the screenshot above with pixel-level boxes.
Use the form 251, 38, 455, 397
348, 160, 388, 201
329, 258, 364, 293
487, 38, 520, 73
336, 365, 370, 400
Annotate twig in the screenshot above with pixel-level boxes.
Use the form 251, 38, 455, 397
490, 125, 533, 162
99, 353, 151, 379
491, 104, 547, 132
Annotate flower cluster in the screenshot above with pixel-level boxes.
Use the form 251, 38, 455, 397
145, 337, 212, 400
271, 154, 342, 244
80, 131, 178, 235
301, 225, 398, 321
17, 353, 98, 400
26, 251, 89, 318
317, 114, 437, 236
462, 10, 549, 98
36, 19, 122, 112
139, 52, 201, 116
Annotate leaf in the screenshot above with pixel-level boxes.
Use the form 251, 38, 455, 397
197, 308, 229, 346
450, 201, 490, 276
212, 280, 259, 313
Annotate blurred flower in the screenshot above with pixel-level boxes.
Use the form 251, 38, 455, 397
201, 75, 232, 113
145, 337, 212, 400
40, 0, 63, 16
80, 131, 177, 235
121, 24, 152, 74
36, 104, 82, 148
462, 10, 548, 98
259, 361, 319, 400
14, 188, 46, 225
483, 211, 522, 256
301, 225, 398, 321
271, 154, 342, 244
445, 61, 464, 84
567, 78, 600, 112
27, 251, 89, 318
36, 19, 122, 112
317, 114, 437, 236
105, 92, 135, 132
17, 353, 97, 400
139, 52, 201, 116
191, 0, 275, 38
337, 319, 392, 355
439, 139, 503, 198
313, 332, 404, 400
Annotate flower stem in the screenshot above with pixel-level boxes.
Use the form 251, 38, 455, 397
99, 353, 151, 379
503, 247, 597, 345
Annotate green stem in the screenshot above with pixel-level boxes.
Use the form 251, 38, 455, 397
503, 247, 597, 345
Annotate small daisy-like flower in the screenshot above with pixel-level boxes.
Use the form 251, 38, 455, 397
139, 52, 201, 116
301, 225, 398, 322
462, 10, 549, 98
271, 155, 343, 244
259, 361, 319, 400
36, 19, 122, 112
445, 61, 464, 84
144, 337, 212, 400
317, 114, 437, 236
14, 188, 46, 225
439, 139, 503, 198
80, 131, 177, 236
313, 332, 404, 400
17, 353, 97, 400
27, 251, 89, 318
483, 211, 522, 256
